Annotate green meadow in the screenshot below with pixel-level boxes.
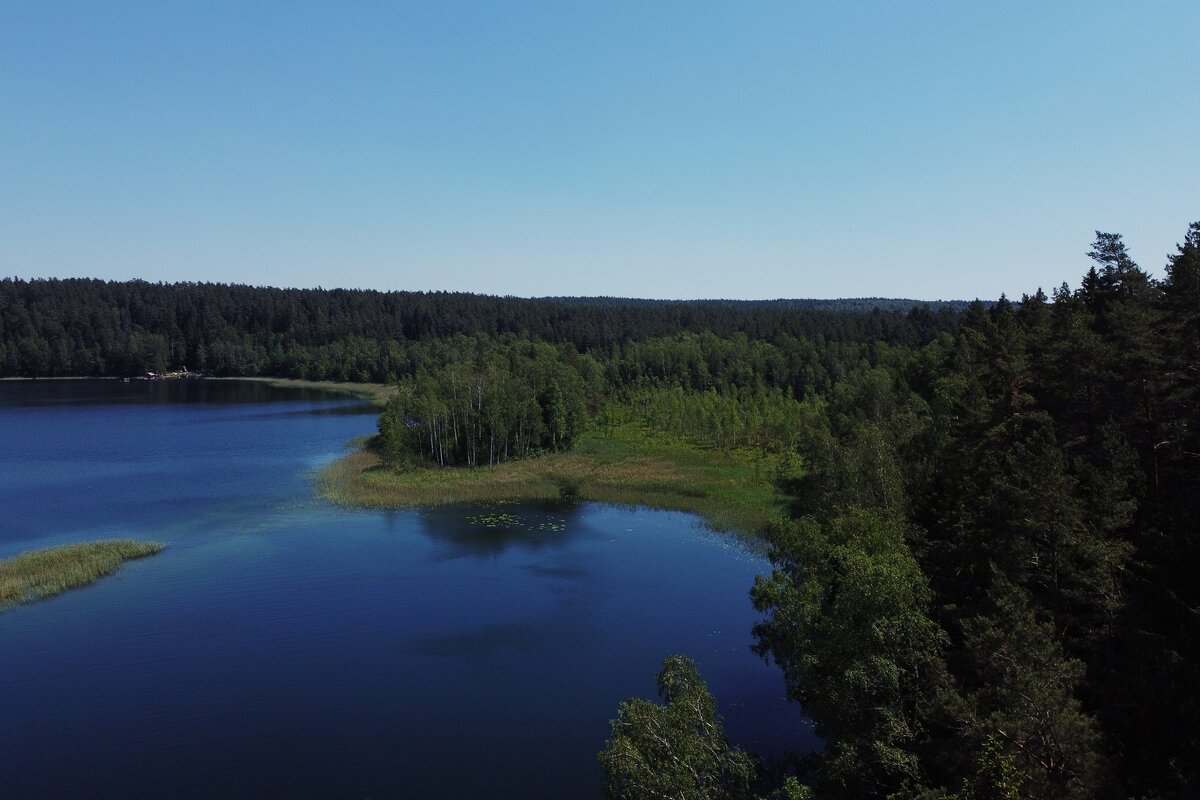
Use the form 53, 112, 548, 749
320, 423, 796, 538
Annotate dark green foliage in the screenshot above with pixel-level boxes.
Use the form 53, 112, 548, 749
599, 655, 756, 800
959, 593, 1102, 800
1157, 222, 1200, 513
0, 279, 958, 380
739, 221, 1200, 799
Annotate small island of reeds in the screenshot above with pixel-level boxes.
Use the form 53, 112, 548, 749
0, 540, 165, 611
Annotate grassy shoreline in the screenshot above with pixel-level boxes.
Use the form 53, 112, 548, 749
207, 377, 396, 405
0, 540, 165, 612
320, 424, 794, 539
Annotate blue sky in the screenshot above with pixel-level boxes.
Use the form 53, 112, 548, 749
1, 1, 1196, 300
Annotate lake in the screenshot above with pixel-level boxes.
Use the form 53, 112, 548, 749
0, 379, 816, 798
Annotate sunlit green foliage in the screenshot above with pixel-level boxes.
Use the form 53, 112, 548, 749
752, 509, 950, 797
600, 655, 756, 800
378, 339, 589, 466
323, 422, 795, 537
614, 384, 813, 451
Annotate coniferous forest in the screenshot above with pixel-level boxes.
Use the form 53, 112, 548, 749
5, 224, 1199, 798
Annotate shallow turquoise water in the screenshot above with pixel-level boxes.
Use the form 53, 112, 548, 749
0, 380, 815, 798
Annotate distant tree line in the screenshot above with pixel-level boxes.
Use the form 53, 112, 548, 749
0, 278, 961, 380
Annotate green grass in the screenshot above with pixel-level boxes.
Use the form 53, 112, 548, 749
320, 423, 797, 538
0, 540, 165, 611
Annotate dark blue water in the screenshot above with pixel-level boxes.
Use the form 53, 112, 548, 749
0, 380, 816, 799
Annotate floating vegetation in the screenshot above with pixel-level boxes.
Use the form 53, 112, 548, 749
466, 511, 569, 533
0, 540, 165, 612
468, 512, 522, 527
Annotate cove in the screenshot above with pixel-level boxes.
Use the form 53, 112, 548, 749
0, 380, 817, 798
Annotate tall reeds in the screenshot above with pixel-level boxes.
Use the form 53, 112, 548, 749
0, 540, 164, 611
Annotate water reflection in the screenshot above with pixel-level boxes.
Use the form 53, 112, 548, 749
0, 378, 357, 407
415, 501, 589, 560
235, 403, 379, 421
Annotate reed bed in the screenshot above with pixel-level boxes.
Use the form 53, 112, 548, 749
217, 377, 396, 406
320, 424, 793, 538
0, 540, 165, 611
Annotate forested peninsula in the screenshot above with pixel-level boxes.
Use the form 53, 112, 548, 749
6, 223, 1199, 799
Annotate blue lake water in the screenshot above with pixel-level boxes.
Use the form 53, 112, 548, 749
0, 379, 816, 798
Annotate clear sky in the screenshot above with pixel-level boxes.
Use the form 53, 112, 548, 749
1, 1, 1196, 300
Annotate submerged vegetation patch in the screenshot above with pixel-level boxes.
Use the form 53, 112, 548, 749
0, 540, 165, 611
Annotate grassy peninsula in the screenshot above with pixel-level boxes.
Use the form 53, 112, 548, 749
217, 377, 395, 406
321, 423, 794, 537
0, 540, 165, 611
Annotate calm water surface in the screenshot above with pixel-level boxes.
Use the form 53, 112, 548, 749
0, 380, 816, 798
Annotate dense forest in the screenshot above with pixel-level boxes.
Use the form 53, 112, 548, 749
6, 223, 1198, 799
0, 278, 962, 382
600, 226, 1200, 800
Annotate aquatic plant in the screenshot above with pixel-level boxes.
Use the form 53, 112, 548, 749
468, 512, 522, 528
0, 540, 165, 611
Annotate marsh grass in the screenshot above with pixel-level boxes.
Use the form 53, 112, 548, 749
0, 540, 165, 611
217, 377, 396, 406
320, 423, 795, 538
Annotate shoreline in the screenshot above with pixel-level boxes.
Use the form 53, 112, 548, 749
4, 376, 782, 539
0, 375, 122, 381
319, 425, 793, 542
208, 376, 394, 406
1, 375, 395, 406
